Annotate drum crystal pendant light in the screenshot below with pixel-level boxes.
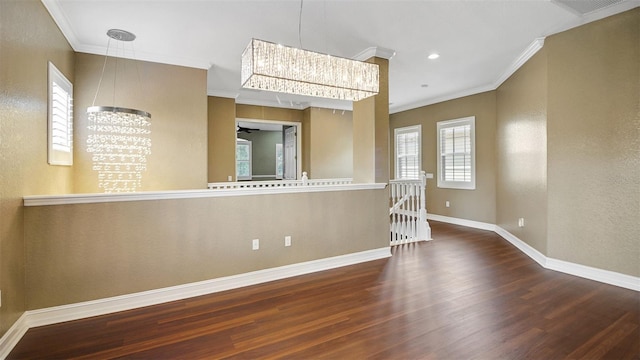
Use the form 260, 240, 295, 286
86, 29, 152, 193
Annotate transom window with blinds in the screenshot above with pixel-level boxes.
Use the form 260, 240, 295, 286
48, 62, 73, 166
437, 116, 475, 189
394, 125, 421, 179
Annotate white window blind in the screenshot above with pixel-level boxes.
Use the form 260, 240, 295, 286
48, 62, 73, 165
437, 117, 475, 189
395, 125, 421, 179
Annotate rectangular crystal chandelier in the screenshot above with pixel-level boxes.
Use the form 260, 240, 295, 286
241, 39, 379, 101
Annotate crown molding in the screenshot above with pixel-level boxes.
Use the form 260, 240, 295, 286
42, 0, 211, 69
41, 0, 79, 50
353, 46, 396, 61
234, 97, 309, 110
390, 83, 496, 114
234, 96, 353, 112
74, 44, 211, 70
493, 37, 545, 88
391, 37, 546, 114
207, 89, 240, 100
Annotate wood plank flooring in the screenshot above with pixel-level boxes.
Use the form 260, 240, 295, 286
8, 221, 640, 359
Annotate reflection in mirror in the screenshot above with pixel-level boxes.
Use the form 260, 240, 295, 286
236, 120, 300, 181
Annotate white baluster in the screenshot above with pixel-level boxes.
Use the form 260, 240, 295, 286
404, 183, 409, 242
394, 183, 400, 244
418, 170, 431, 241
416, 183, 420, 240
391, 182, 396, 244
410, 183, 415, 241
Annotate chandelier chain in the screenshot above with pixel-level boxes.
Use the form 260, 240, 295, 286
92, 37, 112, 107
112, 41, 118, 107
298, 0, 304, 49
131, 41, 145, 104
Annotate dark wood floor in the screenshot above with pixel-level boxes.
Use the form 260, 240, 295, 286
9, 221, 640, 359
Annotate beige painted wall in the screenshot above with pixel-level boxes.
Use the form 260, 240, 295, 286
546, 8, 639, 277
391, 9, 639, 278
237, 130, 282, 177
0, 0, 75, 336
208, 102, 304, 182
209, 101, 354, 181
236, 104, 304, 122
390, 92, 497, 224
25, 189, 389, 309
73, 53, 208, 193
306, 108, 353, 179
302, 108, 312, 175
353, 97, 376, 183
208, 96, 236, 182
353, 57, 390, 183
496, 49, 548, 253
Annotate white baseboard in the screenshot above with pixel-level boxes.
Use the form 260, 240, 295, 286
2, 216, 638, 357
494, 226, 547, 267
0, 314, 29, 359
428, 214, 639, 292
495, 226, 639, 292
0, 247, 391, 358
427, 213, 496, 231
545, 257, 640, 292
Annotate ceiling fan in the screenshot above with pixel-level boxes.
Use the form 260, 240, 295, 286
237, 125, 260, 133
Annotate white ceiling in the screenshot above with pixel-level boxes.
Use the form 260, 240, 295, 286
238, 120, 284, 132
42, 0, 638, 114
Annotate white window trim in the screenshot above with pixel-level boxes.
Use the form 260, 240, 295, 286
394, 125, 422, 180
48, 61, 73, 166
275, 143, 283, 180
437, 116, 476, 190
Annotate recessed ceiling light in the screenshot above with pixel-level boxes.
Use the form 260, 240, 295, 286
428, 53, 440, 60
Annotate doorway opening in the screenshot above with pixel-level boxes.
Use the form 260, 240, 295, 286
236, 118, 302, 181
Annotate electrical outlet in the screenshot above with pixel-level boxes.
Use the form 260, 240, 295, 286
445, 201, 450, 208
518, 218, 525, 227
252, 239, 259, 250
228, 175, 233, 182
285, 236, 292, 247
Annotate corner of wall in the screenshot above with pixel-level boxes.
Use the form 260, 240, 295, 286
208, 96, 237, 182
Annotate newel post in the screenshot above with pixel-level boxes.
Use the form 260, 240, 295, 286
418, 171, 432, 240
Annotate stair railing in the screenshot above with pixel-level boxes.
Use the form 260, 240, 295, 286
208, 172, 352, 190
389, 171, 431, 245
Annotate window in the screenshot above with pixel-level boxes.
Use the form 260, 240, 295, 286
236, 139, 252, 181
394, 125, 421, 179
48, 62, 73, 165
437, 116, 475, 189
